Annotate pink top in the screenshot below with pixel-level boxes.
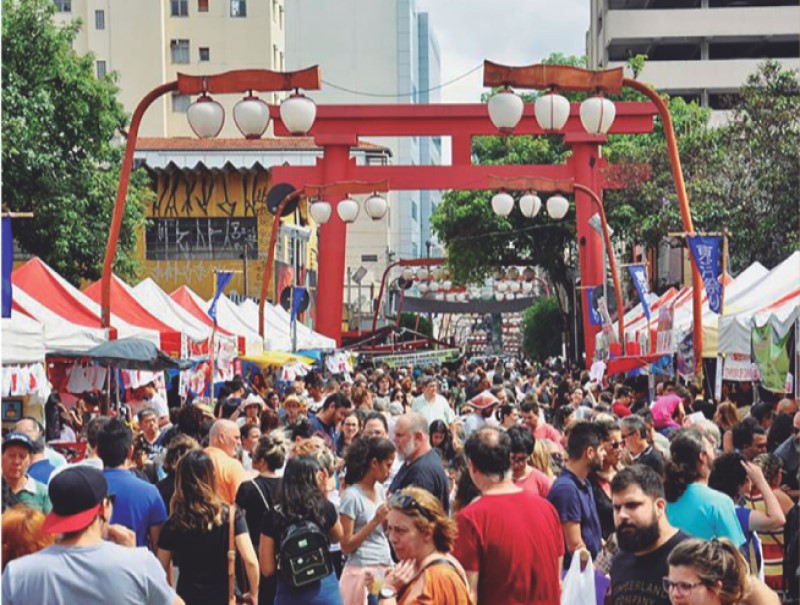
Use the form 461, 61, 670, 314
534, 423, 564, 450
515, 467, 553, 497
651, 394, 683, 429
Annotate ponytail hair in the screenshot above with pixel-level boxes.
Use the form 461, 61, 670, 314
667, 538, 748, 605
664, 429, 706, 502
344, 436, 395, 485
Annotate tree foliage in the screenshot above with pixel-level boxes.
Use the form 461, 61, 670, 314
399, 312, 433, 338
2, 0, 151, 284
522, 297, 563, 361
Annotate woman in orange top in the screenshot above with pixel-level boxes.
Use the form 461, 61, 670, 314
366, 487, 473, 605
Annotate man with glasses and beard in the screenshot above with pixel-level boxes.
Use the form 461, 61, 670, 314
609, 465, 688, 605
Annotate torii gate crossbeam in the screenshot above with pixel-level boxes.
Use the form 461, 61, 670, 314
268, 101, 657, 364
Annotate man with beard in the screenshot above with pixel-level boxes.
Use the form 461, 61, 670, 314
388, 412, 450, 513
547, 421, 607, 567
609, 465, 688, 605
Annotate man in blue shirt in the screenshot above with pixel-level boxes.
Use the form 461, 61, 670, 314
97, 418, 167, 550
15, 418, 56, 484
308, 392, 352, 451
547, 421, 607, 567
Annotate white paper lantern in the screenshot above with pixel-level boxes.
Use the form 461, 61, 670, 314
547, 195, 570, 220
580, 96, 616, 135
280, 92, 317, 135
308, 200, 332, 225
429, 281, 440, 292
519, 193, 542, 218
418, 283, 429, 294
402, 269, 414, 281
417, 268, 429, 281
491, 192, 515, 217
336, 197, 360, 223
487, 89, 524, 132
187, 95, 225, 139
497, 281, 508, 292
534, 92, 570, 131
233, 95, 270, 139
364, 193, 388, 220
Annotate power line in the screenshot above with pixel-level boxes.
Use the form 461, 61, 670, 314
321, 63, 484, 99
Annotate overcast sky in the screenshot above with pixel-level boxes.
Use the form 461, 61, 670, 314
415, 0, 590, 103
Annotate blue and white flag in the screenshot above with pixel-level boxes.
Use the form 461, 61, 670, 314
627, 264, 652, 320
2, 217, 12, 318
686, 235, 723, 314
586, 286, 603, 326
208, 271, 234, 325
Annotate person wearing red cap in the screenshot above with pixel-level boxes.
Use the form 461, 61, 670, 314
1, 466, 183, 605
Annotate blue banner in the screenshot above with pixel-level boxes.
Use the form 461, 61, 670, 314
208, 271, 234, 325
2, 217, 12, 318
627, 264, 652, 320
290, 287, 307, 323
586, 286, 603, 326
686, 235, 723, 314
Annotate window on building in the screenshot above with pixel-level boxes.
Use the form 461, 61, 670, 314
95, 10, 105, 29
170, 39, 190, 64
171, 0, 188, 16
54, 0, 71, 11
231, 0, 246, 17
279, 51, 284, 71
172, 92, 191, 113
198, 0, 209, 11
96, 60, 107, 79
199, 47, 210, 61
272, 0, 278, 21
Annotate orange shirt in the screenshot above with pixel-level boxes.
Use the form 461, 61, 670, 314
204, 446, 247, 505
399, 562, 474, 605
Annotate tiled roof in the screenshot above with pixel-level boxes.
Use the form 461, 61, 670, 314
136, 137, 387, 152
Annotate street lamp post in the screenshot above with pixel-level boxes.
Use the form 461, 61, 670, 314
483, 61, 703, 378
258, 180, 389, 339
100, 67, 321, 329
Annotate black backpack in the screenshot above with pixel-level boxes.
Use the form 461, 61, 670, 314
278, 519, 332, 588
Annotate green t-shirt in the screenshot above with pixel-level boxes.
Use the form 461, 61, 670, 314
13, 476, 52, 514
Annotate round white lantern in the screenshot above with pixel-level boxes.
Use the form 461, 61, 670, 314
519, 193, 542, 218
187, 95, 225, 139
491, 192, 514, 217
336, 197, 360, 223
233, 95, 270, 139
308, 200, 332, 224
364, 193, 388, 220
534, 92, 570, 131
487, 88, 524, 132
280, 92, 317, 135
547, 195, 570, 220
402, 269, 414, 281
580, 96, 616, 135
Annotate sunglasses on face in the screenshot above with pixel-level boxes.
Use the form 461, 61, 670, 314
609, 441, 623, 450
388, 493, 435, 522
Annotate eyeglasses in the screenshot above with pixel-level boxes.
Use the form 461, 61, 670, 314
388, 493, 435, 522
662, 578, 706, 595
510, 454, 529, 465
609, 441, 623, 450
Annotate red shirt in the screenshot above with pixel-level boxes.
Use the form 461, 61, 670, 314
612, 401, 632, 417
453, 490, 564, 605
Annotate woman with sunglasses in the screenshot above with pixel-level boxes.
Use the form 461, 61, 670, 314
589, 418, 623, 540
665, 538, 779, 605
366, 487, 472, 605
338, 436, 396, 605
157, 450, 260, 605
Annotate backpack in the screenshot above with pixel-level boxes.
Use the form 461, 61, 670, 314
278, 519, 332, 588
784, 503, 799, 604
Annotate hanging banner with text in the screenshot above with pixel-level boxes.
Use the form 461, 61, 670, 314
368, 348, 461, 369
752, 324, 792, 393
686, 235, 723, 314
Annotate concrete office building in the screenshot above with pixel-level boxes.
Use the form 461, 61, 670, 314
286, 0, 443, 316
54, 0, 286, 138
587, 0, 800, 114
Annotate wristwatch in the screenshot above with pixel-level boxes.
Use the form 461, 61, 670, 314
379, 586, 397, 600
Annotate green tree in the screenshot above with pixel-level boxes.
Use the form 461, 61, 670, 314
2, 0, 151, 284
399, 312, 433, 338
522, 297, 563, 361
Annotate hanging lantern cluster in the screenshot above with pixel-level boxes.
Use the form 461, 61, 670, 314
490, 190, 570, 220
307, 192, 389, 225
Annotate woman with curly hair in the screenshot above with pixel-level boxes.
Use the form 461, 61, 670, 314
664, 429, 746, 547
260, 455, 344, 605
338, 436, 396, 605
366, 487, 472, 605
1, 506, 55, 571
157, 449, 259, 605
666, 538, 779, 605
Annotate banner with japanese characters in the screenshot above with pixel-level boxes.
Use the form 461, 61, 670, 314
686, 235, 723, 313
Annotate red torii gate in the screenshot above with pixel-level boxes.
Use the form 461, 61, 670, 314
268, 101, 657, 363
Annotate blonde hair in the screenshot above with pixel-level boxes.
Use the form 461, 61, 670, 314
389, 487, 457, 553
714, 402, 739, 431
294, 436, 335, 475
530, 438, 555, 479
667, 538, 749, 605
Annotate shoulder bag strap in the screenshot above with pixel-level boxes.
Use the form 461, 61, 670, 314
250, 478, 271, 511
228, 504, 236, 605
397, 557, 468, 601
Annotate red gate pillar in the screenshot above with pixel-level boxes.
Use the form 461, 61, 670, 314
570, 141, 604, 366
315, 145, 351, 346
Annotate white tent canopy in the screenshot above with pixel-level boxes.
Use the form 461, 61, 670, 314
132, 278, 211, 342
2, 308, 46, 364
236, 298, 336, 351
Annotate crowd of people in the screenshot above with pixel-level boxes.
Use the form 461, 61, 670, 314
1, 356, 798, 605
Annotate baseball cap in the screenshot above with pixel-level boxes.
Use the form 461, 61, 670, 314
2, 432, 34, 453
43, 466, 109, 534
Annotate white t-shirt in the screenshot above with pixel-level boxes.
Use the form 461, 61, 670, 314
411, 394, 455, 427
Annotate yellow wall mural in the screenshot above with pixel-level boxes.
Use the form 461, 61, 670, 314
137, 166, 317, 302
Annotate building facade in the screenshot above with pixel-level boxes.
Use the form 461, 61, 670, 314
54, 0, 286, 138
285, 0, 442, 327
587, 0, 800, 111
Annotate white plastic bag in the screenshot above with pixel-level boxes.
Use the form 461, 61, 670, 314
561, 550, 596, 605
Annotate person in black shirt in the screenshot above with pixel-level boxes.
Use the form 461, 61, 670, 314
156, 434, 200, 511
388, 413, 450, 514
609, 465, 689, 605
620, 415, 666, 478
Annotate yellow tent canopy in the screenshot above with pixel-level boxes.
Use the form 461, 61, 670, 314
241, 351, 315, 367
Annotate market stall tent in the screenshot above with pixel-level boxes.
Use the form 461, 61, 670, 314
83, 275, 183, 357
132, 278, 211, 343
2, 303, 46, 364
169, 286, 246, 355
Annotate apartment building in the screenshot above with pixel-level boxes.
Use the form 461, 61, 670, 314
286, 0, 443, 310
587, 0, 800, 110
54, 0, 285, 138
